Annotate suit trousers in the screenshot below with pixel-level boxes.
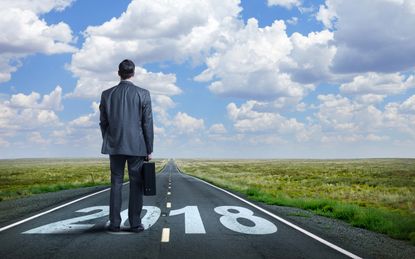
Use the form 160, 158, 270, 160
109, 155, 145, 228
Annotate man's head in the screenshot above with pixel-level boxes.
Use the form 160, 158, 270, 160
118, 59, 135, 80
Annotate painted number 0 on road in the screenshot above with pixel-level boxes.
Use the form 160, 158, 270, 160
23, 206, 277, 235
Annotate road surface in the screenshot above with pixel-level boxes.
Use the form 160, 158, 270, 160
0, 160, 361, 259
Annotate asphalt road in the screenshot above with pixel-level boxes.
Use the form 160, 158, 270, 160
0, 160, 362, 259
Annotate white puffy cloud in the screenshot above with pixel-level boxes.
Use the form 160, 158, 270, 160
85, 0, 241, 53
196, 18, 316, 101
0, 2, 75, 83
316, 2, 336, 29
85, 0, 240, 47
207, 71, 312, 101
50, 128, 72, 145
151, 94, 176, 128
320, 133, 388, 144
399, 95, 415, 112
0, 55, 21, 83
0, 9, 75, 54
152, 95, 175, 111
227, 101, 312, 141
354, 94, 386, 105
8, 86, 63, 111
9, 92, 41, 109
1, 105, 60, 131
0, 102, 18, 131
68, 66, 181, 99
220, 93, 414, 147
68, 0, 242, 100
267, 0, 301, 9
37, 110, 59, 125
318, 0, 415, 73
172, 112, 205, 134
209, 123, 227, 134
0, 0, 74, 14
41, 101, 102, 150
282, 30, 336, 83
40, 86, 65, 111
0, 87, 63, 135
383, 100, 415, 138
316, 94, 379, 132
286, 17, 298, 25
28, 132, 50, 145
69, 102, 99, 128
195, 15, 343, 108
198, 18, 292, 80
340, 73, 415, 95
154, 125, 165, 136
315, 94, 415, 141
66, 0, 247, 152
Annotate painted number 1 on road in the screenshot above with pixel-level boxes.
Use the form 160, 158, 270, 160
23, 206, 277, 235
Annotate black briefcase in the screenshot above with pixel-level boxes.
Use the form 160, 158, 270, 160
142, 162, 156, 196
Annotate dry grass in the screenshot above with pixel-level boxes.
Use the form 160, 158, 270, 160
176, 159, 415, 243
0, 158, 167, 201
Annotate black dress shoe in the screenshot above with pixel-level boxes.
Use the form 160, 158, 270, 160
107, 225, 121, 232
130, 224, 145, 233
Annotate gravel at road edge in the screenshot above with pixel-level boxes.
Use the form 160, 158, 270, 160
255, 197, 415, 259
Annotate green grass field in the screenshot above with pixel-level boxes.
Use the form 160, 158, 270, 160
0, 158, 167, 201
176, 159, 415, 244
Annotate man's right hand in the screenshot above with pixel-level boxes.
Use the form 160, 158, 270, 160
145, 154, 152, 161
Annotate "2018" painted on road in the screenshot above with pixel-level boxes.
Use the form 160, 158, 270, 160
23, 206, 277, 235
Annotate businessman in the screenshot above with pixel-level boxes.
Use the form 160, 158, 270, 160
99, 59, 154, 233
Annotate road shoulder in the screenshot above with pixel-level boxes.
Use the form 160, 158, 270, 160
205, 184, 415, 259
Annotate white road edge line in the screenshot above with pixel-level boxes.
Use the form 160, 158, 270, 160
176, 165, 362, 259
0, 182, 129, 232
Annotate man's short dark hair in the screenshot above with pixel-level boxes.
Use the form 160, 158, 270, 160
118, 59, 135, 80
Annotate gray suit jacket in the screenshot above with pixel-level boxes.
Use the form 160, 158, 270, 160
99, 80, 153, 156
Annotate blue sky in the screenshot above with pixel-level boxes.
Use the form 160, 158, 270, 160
0, 0, 414, 159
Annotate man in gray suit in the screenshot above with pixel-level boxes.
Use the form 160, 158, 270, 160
99, 59, 154, 233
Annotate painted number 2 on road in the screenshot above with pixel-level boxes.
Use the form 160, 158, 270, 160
23, 206, 277, 235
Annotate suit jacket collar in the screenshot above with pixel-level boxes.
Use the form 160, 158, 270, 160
119, 80, 134, 86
